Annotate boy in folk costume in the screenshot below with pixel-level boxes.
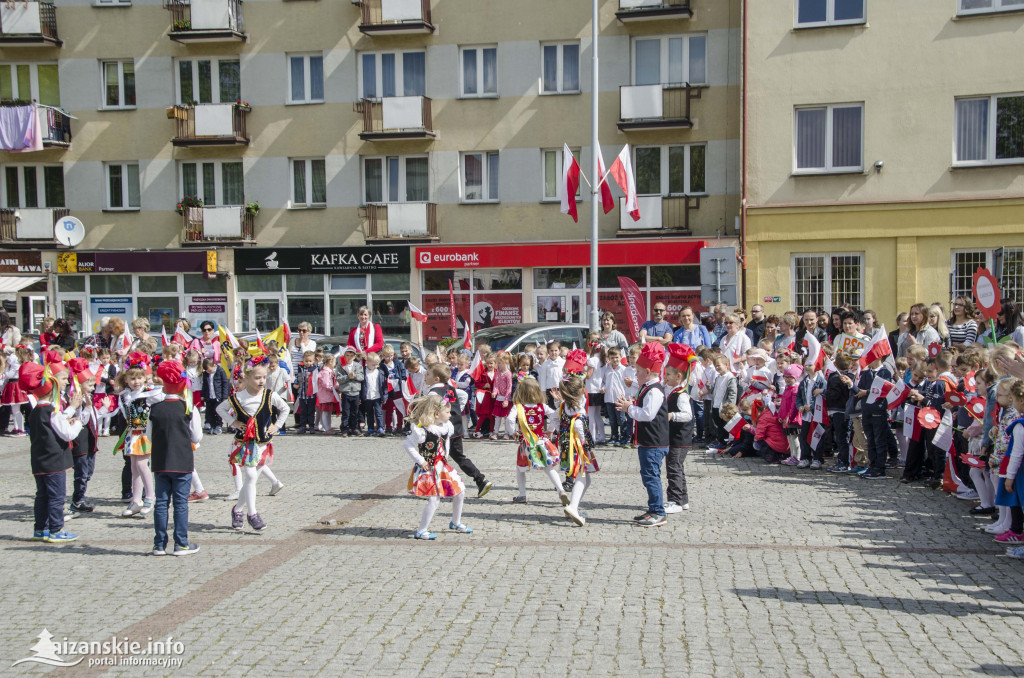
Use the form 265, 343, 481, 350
617, 342, 670, 527
66, 358, 115, 515
664, 344, 697, 513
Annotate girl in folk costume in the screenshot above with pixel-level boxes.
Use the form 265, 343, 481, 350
316, 353, 340, 434
93, 348, 118, 436
403, 393, 472, 540
473, 353, 497, 438
555, 349, 597, 526
490, 353, 514, 440
993, 379, 1024, 545
217, 354, 289, 532
183, 349, 204, 412
347, 305, 384, 355
505, 377, 568, 506
2, 344, 32, 436
115, 352, 165, 518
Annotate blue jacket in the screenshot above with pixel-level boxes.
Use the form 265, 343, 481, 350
202, 368, 230, 401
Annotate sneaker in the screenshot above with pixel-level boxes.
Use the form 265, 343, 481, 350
955, 490, 980, 501
227, 490, 240, 501
151, 546, 167, 556
994, 530, 1024, 544
680, 503, 690, 510
69, 500, 94, 513
637, 514, 667, 527
827, 463, 850, 473
247, 513, 267, 532
984, 523, 1009, 534
846, 465, 865, 474
797, 459, 810, 469
633, 512, 651, 522
861, 469, 886, 479
511, 496, 527, 504
413, 530, 436, 540
121, 496, 133, 504
476, 479, 492, 498
562, 478, 575, 493
664, 502, 683, 514
45, 530, 78, 543
809, 460, 823, 470
1006, 546, 1024, 559
449, 521, 473, 533
211, 427, 223, 435
231, 507, 244, 530
858, 467, 871, 476
376, 429, 386, 437
781, 457, 800, 466
139, 500, 154, 517
969, 506, 997, 516
269, 482, 285, 497
559, 492, 570, 507
32, 529, 49, 541
187, 491, 209, 502
564, 506, 585, 526
63, 507, 78, 520
173, 543, 200, 556
121, 502, 142, 517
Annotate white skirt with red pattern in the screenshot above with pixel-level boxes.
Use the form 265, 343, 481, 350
408, 457, 465, 498
1, 381, 27, 405
516, 436, 560, 469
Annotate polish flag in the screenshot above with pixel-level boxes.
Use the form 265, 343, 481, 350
608, 145, 640, 222
161, 326, 170, 347
560, 143, 581, 223
932, 410, 955, 454
118, 333, 132, 353
867, 376, 893, 405
282, 321, 292, 346
468, 350, 486, 383
595, 147, 615, 214
812, 397, 829, 425
823, 356, 837, 377
172, 322, 191, 346
802, 332, 825, 372
903, 405, 922, 441
254, 327, 267, 353
725, 413, 746, 439
858, 325, 893, 369
407, 302, 428, 323
462, 321, 473, 351
219, 325, 242, 350
885, 380, 910, 410
808, 422, 826, 450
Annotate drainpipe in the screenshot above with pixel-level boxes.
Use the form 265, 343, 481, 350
740, 0, 748, 309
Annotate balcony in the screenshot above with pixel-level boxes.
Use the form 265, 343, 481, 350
167, 0, 245, 42
618, 83, 701, 131
616, 0, 692, 23
618, 196, 700, 235
358, 0, 434, 35
361, 203, 438, 242
0, 1, 61, 47
355, 97, 435, 141
41, 107, 72, 148
0, 207, 70, 247
170, 103, 249, 146
181, 206, 255, 246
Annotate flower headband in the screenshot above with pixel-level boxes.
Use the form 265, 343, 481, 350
126, 354, 149, 370
247, 353, 270, 369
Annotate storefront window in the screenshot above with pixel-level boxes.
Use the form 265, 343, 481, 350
650, 265, 700, 288
288, 297, 325, 334
90, 274, 131, 295
61, 299, 83, 332
373, 295, 410, 340
473, 269, 521, 290
138, 275, 178, 293
329, 296, 362, 338
423, 270, 471, 292
137, 297, 179, 334
184, 274, 226, 294
237, 275, 282, 293
330, 275, 366, 291
287, 275, 324, 293
371, 272, 410, 292
58, 276, 85, 293
597, 266, 646, 289
534, 268, 583, 289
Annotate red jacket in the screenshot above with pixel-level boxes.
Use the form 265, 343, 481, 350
755, 410, 789, 453
346, 323, 384, 354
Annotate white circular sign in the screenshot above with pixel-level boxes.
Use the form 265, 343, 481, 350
976, 276, 996, 308
54, 216, 85, 247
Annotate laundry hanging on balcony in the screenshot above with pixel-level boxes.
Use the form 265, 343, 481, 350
0, 104, 42, 152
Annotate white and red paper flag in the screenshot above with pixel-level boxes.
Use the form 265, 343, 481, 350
407, 302, 428, 323
608, 145, 640, 222
859, 325, 893, 369
560, 143, 581, 223
725, 413, 746, 439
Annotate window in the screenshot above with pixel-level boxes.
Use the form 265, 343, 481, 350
632, 34, 706, 86
2, 165, 64, 208
461, 152, 499, 202
634, 144, 707, 195
952, 248, 1024, 304
105, 162, 140, 210
954, 94, 1024, 165
460, 46, 497, 97
291, 158, 327, 207
362, 156, 428, 203
542, 147, 581, 201
795, 0, 865, 26
101, 60, 135, 109
541, 43, 580, 94
958, 0, 1024, 15
794, 103, 863, 173
359, 51, 425, 99
176, 58, 240, 104
94, 0, 131, 5
0, 63, 60, 106
287, 53, 324, 104
180, 161, 244, 206
792, 254, 863, 311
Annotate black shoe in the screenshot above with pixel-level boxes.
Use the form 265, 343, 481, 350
861, 469, 886, 479
476, 479, 492, 498
562, 478, 575, 493
633, 512, 651, 522
885, 459, 897, 469
969, 506, 997, 516
69, 501, 94, 513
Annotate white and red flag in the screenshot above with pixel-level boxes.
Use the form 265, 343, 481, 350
161, 326, 170, 347
858, 325, 893, 369
468, 350, 486, 383
885, 380, 910, 410
407, 302, 428, 323
172, 322, 191, 346
608, 144, 640, 222
931, 410, 955, 454
725, 413, 746, 439
462, 321, 473, 351
803, 332, 825, 372
808, 422, 826, 450
595, 147, 615, 214
867, 376, 893, 405
560, 143, 581, 223
812, 397, 830, 425
903, 404, 922, 441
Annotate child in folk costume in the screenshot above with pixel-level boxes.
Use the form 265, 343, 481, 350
473, 354, 497, 438
94, 348, 118, 436
664, 344, 696, 514
217, 354, 289, 532
425, 363, 492, 497
115, 352, 165, 518
556, 350, 597, 527
66, 358, 115, 515
2, 344, 31, 436
403, 394, 472, 540
490, 353, 513, 440
316, 353, 340, 434
505, 376, 568, 505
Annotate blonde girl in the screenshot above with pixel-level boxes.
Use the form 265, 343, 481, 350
491, 352, 513, 439
403, 394, 471, 540
1, 344, 32, 435
585, 331, 607, 444
929, 303, 951, 348
505, 377, 568, 505
316, 353, 340, 434
217, 355, 289, 532
115, 352, 164, 517
554, 357, 597, 526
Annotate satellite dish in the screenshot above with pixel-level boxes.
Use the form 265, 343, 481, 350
54, 216, 85, 248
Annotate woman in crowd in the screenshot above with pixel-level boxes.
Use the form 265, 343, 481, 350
948, 296, 978, 346
897, 303, 941, 357
347, 306, 384, 354
599, 313, 628, 353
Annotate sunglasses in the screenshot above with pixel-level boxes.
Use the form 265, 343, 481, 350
202, 327, 214, 332
299, 329, 310, 333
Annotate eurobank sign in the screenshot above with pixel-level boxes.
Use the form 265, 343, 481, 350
414, 239, 707, 270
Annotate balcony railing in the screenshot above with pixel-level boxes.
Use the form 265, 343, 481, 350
362, 203, 438, 241
618, 195, 700, 234
355, 96, 435, 141
0, 1, 61, 46
171, 103, 250, 146
167, 0, 245, 42
616, 0, 692, 22
618, 83, 701, 131
41, 106, 72, 147
182, 206, 255, 245
0, 207, 70, 245
359, 0, 434, 34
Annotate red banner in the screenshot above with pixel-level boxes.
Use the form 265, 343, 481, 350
419, 293, 523, 343
421, 293, 471, 344
618, 276, 645, 341
448, 280, 457, 338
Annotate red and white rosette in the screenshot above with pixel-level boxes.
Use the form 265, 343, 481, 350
944, 392, 967, 407
917, 407, 941, 430
959, 453, 986, 469
972, 267, 1002, 322
966, 397, 986, 420
965, 371, 977, 391
927, 342, 942, 358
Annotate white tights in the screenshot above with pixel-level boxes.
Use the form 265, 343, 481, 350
515, 466, 563, 498
12, 408, 23, 431
131, 454, 154, 505
970, 467, 994, 509
569, 471, 591, 511
191, 469, 205, 494
235, 466, 259, 516
232, 463, 279, 494
319, 411, 333, 432
418, 493, 464, 533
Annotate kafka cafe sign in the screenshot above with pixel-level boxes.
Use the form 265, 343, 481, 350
234, 247, 409, 275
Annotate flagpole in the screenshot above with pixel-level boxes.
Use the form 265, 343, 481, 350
589, 0, 600, 333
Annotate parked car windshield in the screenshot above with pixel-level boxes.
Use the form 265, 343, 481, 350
474, 326, 529, 352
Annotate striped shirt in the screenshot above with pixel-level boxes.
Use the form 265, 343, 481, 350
947, 320, 978, 346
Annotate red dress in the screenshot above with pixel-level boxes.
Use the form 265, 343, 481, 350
476, 370, 495, 417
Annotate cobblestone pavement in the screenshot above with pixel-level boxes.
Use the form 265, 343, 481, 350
2, 432, 1024, 677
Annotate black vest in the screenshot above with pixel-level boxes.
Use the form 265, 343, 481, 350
419, 429, 445, 465
230, 390, 275, 444
149, 399, 195, 474
29, 403, 73, 474
667, 387, 693, 448
429, 383, 463, 437
635, 382, 669, 448
70, 408, 97, 457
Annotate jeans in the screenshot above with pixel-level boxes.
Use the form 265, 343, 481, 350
72, 453, 96, 504
830, 412, 850, 467
665, 445, 689, 506
362, 398, 384, 431
637, 445, 669, 516
692, 399, 705, 439
342, 394, 361, 431
153, 472, 192, 550
34, 472, 65, 533
862, 412, 890, 472
204, 398, 223, 430
603, 403, 627, 442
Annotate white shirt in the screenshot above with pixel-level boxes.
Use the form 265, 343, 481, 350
667, 387, 694, 423
627, 377, 666, 422
713, 372, 736, 408
720, 332, 752, 370
50, 403, 83, 442
604, 364, 627, 403
216, 388, 290, 429
585, 356, 605, 394
535, 359, 550, 392
701, 365, 717, 401
364, 368, 381, 400
622, 365, 638, 398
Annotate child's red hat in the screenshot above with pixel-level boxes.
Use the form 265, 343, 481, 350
156, 360, 189, 394
67, 357, 96, 384
564, 349, 588, 376
666, 343, 696, 372
636, 342, 666, 372
19, 362, 52, 397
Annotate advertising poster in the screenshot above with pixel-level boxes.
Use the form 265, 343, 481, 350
650, 289, 706, 321
421, 293, 471, 344
471, 293, 522, 331
188, 295, 228, 329
88, 297, 132, 328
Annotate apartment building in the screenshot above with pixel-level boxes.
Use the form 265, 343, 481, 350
742, 0, 1024, 324
0, 0, 740, 339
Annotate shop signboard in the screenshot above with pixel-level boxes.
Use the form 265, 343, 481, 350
235, 247, 409, 275
187, 295, 228, 329
0, 251, 42, 273
58, 251, 209, 274
88, 296, 132, 324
